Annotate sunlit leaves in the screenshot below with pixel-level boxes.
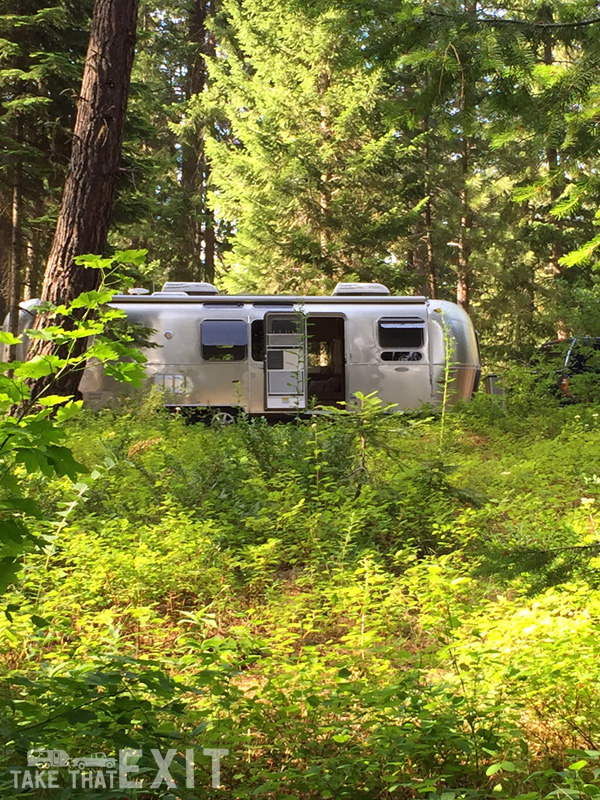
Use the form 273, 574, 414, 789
0, 252, 148, 599
560, 233, 600, 268
0, 332, 21, 345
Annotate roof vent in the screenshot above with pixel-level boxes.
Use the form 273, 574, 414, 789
332, 282, 390, 296
160, 281, 219, 295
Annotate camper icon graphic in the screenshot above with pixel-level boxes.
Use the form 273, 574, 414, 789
26, 749, 116, 770
27, 749, 70, 768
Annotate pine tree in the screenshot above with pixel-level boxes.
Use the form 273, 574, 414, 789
204, 0, 418, 292
109, 0, 220, 286
0, 0, 92, 328
28, 0, 139, 396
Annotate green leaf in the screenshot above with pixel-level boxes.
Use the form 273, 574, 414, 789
0, 519, 29, 557
36, 394, 72, 407
4, 603, 19, 622
15, 355, 62, 379
30, 615, 51, 629
0, 497, 41, 516
66, 708, 97, 724
0, 557, 20, 594
55, 400, 83, 423
104, 360, 146, 386
74, 254, 116, 270
114, 248, 148, 266
45, 445, 86, 479
68, 289, 115, 309
569, 761, 588, 772
14, 448, 49, 474
0, 332, 21, 345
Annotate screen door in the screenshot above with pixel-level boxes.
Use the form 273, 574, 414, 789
264, 312, 306, 410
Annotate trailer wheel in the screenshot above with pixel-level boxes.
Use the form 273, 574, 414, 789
211, 411, 236, 427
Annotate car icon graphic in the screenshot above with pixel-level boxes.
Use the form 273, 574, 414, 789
73, 753, 116, 770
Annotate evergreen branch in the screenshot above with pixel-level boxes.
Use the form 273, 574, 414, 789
425, 10, 600, 30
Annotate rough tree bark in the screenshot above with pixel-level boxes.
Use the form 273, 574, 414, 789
180, 0, 216, 283
455, 0, 476, 314
456, 133, 472, 313
28, 0, 139, 394
0, 213, 10, 325
423, 118, 437, 299
540, 4, 567, 338
24, 197, 44, 301
8, 116, 24, 362
542, 6, 563, 279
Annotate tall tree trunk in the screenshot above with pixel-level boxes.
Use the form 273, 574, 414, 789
456, 134, 472, 313
0, 212, 10, 326
8, 116, 24, 362
456, 1, 476, 313
541, 4, 567, 337
542, 7, 563, 279
39, 0, 139, 306
318, 65, 332, 271
204, 204, 216, 282
200, 1, 217, 282
424, 198, 437, 298
180, 0, 216, 282
423, 118, 437, 298
24, 198, 44, 301
546, 144, 562, 276
28, 0, 139, 395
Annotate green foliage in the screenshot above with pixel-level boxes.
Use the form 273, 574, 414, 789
204, 0, 416, 292
0, 0, 92, 302
0, 252, 147, 598
3, 390, 600, 796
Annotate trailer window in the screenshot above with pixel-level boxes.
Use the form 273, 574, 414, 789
378, 318, 424, 349
201, 320, 247, 361
251, 320, 265, 361
381, 351, 423, 361
268, 317, 301, 334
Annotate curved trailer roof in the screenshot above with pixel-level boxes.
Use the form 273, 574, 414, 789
112, 293, 429, 305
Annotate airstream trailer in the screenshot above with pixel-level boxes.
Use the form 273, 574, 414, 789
74, 281, 481, 415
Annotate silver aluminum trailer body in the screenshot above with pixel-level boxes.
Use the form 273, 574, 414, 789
77, 283, 480, 413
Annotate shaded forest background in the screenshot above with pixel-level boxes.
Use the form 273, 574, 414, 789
4, 0, 600, 359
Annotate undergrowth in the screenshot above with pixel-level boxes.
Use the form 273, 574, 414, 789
2, 391, 600, 798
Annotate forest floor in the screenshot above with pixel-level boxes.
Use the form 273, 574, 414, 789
2, 389, 600, 799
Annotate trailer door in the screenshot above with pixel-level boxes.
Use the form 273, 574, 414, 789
264, 312, 306, 410
376, 315, 430, 408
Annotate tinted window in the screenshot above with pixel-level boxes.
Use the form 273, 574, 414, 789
381, 351, 423, 362
201, 320, 247, 361
378, 319, 424, 349
569, 339, 600, 373
268, 317, 300, 334
534, 340, 572, 366
251, 320, 265, 361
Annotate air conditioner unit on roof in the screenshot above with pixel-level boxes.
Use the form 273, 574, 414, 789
160, 282, 219, 295
332, 282, 390, 296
